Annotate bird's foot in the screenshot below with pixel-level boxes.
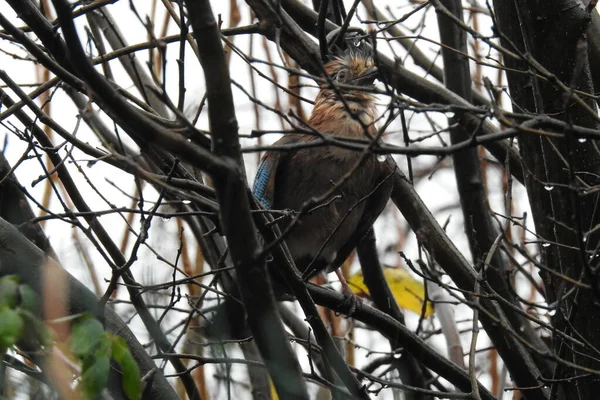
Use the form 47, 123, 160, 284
340, 284, 362, 317
333, 268, 362, 316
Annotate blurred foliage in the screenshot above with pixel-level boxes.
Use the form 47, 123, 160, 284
0, 275, 49, 355
0, 275, 141, 400
70, 316, 142, 400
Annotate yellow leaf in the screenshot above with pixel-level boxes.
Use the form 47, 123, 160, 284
270, 378, 278, 400
347, 267, 434, 317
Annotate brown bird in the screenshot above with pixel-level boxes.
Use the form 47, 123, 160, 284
253, 43, 395, 306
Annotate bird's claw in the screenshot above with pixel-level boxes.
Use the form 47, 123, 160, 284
340, 285, 362, 317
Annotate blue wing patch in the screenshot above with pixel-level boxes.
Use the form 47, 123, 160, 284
253, 157, 274, 209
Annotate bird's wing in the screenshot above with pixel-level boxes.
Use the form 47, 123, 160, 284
253, 152, 281, 209
326, 157, 396, 273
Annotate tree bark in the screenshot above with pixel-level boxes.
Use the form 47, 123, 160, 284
493, 1, 600, 398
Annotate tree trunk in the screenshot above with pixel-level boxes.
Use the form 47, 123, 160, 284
493, 1, 600, 398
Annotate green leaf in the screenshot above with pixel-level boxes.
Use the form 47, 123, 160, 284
18, 285, 41, 315
70, 317, 105, 357
112, 337, 142, 400
80, 353, 110, 398
0, 307, 24, 348
20, 309, 52, 348
0, 276, 20, 308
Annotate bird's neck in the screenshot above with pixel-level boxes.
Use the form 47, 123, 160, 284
307, 90, 376, 139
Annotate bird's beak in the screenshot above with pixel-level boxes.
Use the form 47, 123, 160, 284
353, 66, 379, 86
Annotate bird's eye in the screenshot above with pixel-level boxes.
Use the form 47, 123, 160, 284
336, 70, 347, 82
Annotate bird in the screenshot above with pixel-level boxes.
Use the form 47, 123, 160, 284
253, 42, 395, 309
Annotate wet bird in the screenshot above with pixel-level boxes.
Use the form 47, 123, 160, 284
253, 43, 395, 307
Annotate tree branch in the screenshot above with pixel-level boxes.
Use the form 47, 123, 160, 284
0, 217, 178, 400
184, 1, 309, 398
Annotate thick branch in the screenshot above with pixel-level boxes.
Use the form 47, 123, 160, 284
184, 1, 309, 398
391, 170, 549, 400
0, 218, 178, 400
307, 284, 496, 400
434, 0, 554, 383
356, 229, 428, 400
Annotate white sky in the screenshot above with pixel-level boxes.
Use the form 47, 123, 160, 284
0, 1, 542, 398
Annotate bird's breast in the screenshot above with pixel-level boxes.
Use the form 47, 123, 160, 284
308, 98, 376, 140
272, 150, 388, 268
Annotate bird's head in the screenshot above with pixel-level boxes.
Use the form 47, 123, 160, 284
323, 46, 378, 89
308, 45, 378, 133
325, 46, 378, 87
316, 43, 379, 113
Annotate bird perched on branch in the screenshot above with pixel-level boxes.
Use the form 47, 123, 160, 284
253, 40, 395, 309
